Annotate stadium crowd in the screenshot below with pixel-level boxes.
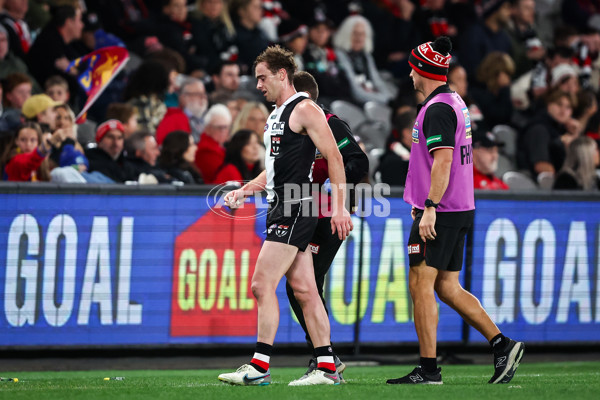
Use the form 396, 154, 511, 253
0, 0, 599, 190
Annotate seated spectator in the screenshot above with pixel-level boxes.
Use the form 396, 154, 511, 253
45, 75, 70, 104
214, 129, 263, 183
448, 63, 484, 130
208, 61, 241, 104
550, 63, 580, 101
158, 130, 203, 184
518, 89, 577, 179
194, 104, 231, 183
0, 0, 32, 60
472, 129, 509, 190
3, 72, 32, 110
575, 90, 598, 137
54, 104, 76, 138
27, 4, 84, 102
22, 94, 59, 130
1, 121, 59, 181
192, 0, 238, 75
458, 0, 512, 79
377, 111, 416, 186
123, 60, 169, 134
85, 119, 135, 183
230, 101, 268, 138
156, 78, 208, 145
124, 131, 169, 183
303, 14, 351, 105
106, 103, 139, 139
230, 0, 270, 74
553, 136, 600, 190
507, 0, 545, 79
278, 17, 308, 71
145, 48, 187, 108
0, 24, 40, 91
470, 51, 515, 128
332, 15, 395, 105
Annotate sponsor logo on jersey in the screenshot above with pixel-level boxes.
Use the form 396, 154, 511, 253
308, 243, 320, 254
275, 225, 289, 237
408, 244, 420, 254
462, 107, 472, 139
412, 127, 419, 144
270, 121, 285, 136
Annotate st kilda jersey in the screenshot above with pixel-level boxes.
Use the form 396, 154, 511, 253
264, 92, 315, 202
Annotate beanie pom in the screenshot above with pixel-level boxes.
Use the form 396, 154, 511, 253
432, 36, 452, 56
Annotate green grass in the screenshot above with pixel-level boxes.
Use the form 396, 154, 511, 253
1, 362, 598, 400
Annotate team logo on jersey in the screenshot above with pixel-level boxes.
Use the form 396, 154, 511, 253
270, 113, 277, 120
412, 127, 420, 144
462, 107, 472, 139
408, 244, 420, 254
271, 136, 281, 156
264, 123, 268, 132
275, 224, 289, 237
308, 243, 320, 254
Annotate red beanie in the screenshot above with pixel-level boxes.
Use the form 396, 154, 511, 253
96, 119, 125, 143
408, 37, 452, 82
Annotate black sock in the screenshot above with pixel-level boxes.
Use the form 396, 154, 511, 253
420, 357, 437, 373
315, 345, 336, 373
250, 342, 272, 373
490, 333, 509, 352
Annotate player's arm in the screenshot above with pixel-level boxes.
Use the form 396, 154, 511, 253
292, 101, 353, 240
224, 170, 267, 208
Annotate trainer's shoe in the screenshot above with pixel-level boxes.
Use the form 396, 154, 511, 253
289, 369, 341, 386
218, 364, 271, 386
488, 339, 525, 384
386, 366, 443, 385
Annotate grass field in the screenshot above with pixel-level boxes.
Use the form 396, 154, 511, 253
1, 361, 598, 400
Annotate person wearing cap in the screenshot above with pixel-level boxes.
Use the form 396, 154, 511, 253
84, 119, 136, 183
387, 36, 524, 386
472, 129, 509, 190
22, 94, 60, 131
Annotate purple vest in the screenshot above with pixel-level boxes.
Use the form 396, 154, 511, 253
404, 92, 475, 212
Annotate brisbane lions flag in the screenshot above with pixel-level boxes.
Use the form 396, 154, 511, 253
66, 46, 129, 123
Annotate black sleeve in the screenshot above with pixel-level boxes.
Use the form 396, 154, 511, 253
552, 172, 579, 190
524, 124, 551, 165
329, 116, 369, 184
423, 103, 457, 152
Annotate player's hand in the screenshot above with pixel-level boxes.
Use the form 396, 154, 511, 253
411, 207, 417, 221
419, 207, 437, 242
223, 189, 246, 209
331, 207, 353, 240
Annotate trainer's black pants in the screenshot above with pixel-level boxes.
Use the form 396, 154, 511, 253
285, 217, 343, 353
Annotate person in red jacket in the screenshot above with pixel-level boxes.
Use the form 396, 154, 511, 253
214, 129, 263, 184
2, 121, 64, 181
473, 129, 509, 190
194, 103, 231, 183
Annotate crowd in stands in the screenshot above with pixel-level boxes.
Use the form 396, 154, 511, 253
0, 0, 599, 191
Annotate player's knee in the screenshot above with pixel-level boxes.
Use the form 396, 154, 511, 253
434, 280, 457, 304
251, 278, 275, 300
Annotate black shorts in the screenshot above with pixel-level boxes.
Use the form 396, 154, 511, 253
265, 200, 318, 251
408, 209, 474, 271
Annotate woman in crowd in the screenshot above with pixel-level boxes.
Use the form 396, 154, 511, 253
230, 101, 268, 138
553, 136, 600, 190
158, 130, 203, 184
332, 15, 395, 105
214, 129, 263, 184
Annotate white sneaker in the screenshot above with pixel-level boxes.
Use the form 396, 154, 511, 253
218, 364, 271, 386
289, 369, 341, 386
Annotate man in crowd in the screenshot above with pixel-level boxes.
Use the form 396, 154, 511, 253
85, 119, 135, 182
194, 103, 231, 184
124, 131, 169, 183
472, 129, 509, 190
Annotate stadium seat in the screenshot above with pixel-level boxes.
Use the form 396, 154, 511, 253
368, 148, 385, 182
364, 101, 392, 134
496, 153, 515, 179
537, 171, 555, 190
493, 124, 518, 161
330, 100, 368, 132
503, 171, 538, 191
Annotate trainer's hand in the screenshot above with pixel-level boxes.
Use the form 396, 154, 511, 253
223, 189, 246, 209
419, 207, 437, 242
411, 207, 417, 221
331, 207, 353, 240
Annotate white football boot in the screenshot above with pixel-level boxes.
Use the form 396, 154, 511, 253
288, 369, 341, 386
218, 364, 271, 386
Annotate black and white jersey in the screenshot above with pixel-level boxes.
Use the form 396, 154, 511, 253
264, 92, 315, 202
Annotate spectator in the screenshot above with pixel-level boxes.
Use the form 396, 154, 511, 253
332, 15, 395, 105
230, 101, 268, 138
377, 110, 415, 186
458, 0, 512, 78
145, 48, 187, 108
1, 121, 58, 181
123, 60, 169, 134
124, 131, 169, 183
507, 0, 545, 79
0, 0, 32, 60
156, 78, 208, 145
208, 61, 241, 104
448, 63, 484, 130
27, 4, 84, 102
550, 63, 580, 99
278, 17, 309, 71
22, 94, 59, 130
45, 75, 70, 104
194, 103, 231, 183
2, 72, 31, 110
471, 51, 515, 128
0, 24, 39, 90
518, 89, 577, 179
472, 129, 509, 190
230, 0, 269, 74
214, 129, 263, 183
302, 13, 351, 105
85, 119, 135, 182
192, 0, 238, 75
553, 136, 600, 190
54, 103, 77, 142
158, 130, 203, 184
106, 103, 139, 139
574, 89, 598, 137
